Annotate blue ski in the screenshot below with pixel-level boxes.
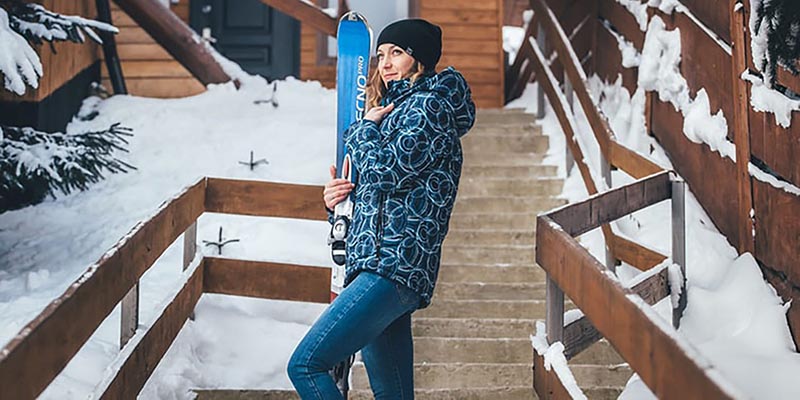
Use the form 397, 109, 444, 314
329, 11, 372, 297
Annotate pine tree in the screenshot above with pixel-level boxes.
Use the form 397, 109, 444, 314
0, 123, 135, 212
753, 0, 800, 88
0, 2, 131, 213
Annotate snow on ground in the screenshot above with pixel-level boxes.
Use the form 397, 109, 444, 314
0, 75, 339, 397
508, 73, 800, 398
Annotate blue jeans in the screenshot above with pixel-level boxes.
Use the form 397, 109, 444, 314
288, 271, 421, 399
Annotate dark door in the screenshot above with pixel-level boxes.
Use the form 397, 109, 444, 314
191, 0, 299, 79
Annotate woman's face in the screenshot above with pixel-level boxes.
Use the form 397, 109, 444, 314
376, 43, 416, 86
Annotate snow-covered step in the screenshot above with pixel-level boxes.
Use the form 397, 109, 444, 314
460, 164, 558, 179
441, 244, 536, 265
458, 177, 562, 197
412, 317, 536, 338
351, 387, 535, 400
448, 213, 538, 230
351, 362, 533, 389
445, 229, 536, 246
452, 196, 565, 214
437, 264, 546, 284
416, 299, 551, 319
434, 282, 545, 301
461, 134, 549, 154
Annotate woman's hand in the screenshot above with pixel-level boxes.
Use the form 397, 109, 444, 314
364, 103, 395, 124
323, 164, 355, 210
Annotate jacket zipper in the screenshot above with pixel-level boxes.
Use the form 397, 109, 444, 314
376, 193, 385, 263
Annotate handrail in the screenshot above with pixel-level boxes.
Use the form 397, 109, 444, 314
535, 171, 742, 399
259, 0, 339, 37
0, 177, 330, 399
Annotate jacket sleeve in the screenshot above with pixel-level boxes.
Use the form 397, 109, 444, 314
344, 94, 455, 193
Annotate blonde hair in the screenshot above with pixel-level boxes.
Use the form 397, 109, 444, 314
366, 61, 426, 109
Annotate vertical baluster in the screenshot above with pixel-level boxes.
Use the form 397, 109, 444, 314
184, 221, 198, 321
536, 24, 546, 119
671, 177, 687, 329
564, 71, 575, 176
120, 283, 139, 349
545, 275, 564, 343
601, 155, 615, 272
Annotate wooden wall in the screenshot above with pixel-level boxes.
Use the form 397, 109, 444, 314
592, 0, 800, 345
104, 2, 205, 98
299, 0, 335, 88
298, 0, 506, 108
0, 0, 100, 103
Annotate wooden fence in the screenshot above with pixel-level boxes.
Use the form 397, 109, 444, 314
0, 177, 331, 399
508, 0, 800, 347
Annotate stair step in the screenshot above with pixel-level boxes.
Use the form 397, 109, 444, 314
453, 196, 565, 214
572, 364, 633, 389
570, 340, 626, 365
417, 299, 548, 319
412, 318, 536, 338
437, 264, 546, 283
441, 245, 535, 265
469, 123, 542, 136
475, 111, 536, 125
351, 387, 535, 400
413, 337, 532, 363
461, 165, 558, 179
448, 213, 538, 230
445, 229, 536, 246
462, 135, 548, 154
434, 282, 545, 301
351, 362, 533, 390
459, 178, 562, 197
465, 152, 544, 166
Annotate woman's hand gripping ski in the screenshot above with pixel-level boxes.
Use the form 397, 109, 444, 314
324, 162, 355, 210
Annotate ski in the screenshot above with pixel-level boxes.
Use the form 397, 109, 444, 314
329, 11, 372, 299
327, 11, 372, 398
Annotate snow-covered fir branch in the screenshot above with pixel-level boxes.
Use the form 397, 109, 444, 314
750, 0, 800, 88
0, 123, 135, 212
0, 1, 117, 95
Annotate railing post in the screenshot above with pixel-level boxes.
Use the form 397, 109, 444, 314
545, 275, 564, 343
536, 23, 546, 119
671, 177, 687, 329
120, 284, 139, 349
601, 154, 615, 272
184, 221, 198, 320
564, 71, 575, 176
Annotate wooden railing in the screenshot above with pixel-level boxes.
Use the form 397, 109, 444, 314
507, 0, 749, 397
0, 177, 331, 399
259, 0, 345, 37
535, 171, 742, 399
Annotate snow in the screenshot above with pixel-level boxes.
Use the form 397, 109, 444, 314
0, 74, 337, 397
0, 8, 43, 95
530, 321, 588, 400
603, 21, 642, 68
742, 71, 800, 128
748, 0, 769, 78
615, 0, 650, 31
503, 26, 526, 65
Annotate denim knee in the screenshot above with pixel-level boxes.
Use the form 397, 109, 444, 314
286, 347, 307, 385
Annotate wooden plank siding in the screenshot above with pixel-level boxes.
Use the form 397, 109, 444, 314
103, 2, 205, 98
420, 0, 505, 108
0, 0, 100, 103
593, 0, 800, 346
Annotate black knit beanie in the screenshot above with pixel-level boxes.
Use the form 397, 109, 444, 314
376, 19, 442, 71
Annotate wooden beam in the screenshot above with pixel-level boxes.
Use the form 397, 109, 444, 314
612, 235, 667, 271
205, 178, 328, 221
113, 0, 231, 85
609, 140, 664, 179
0, 178, 206, 400
536, 217, 739, 399
98, 260, 204, 399
563, 265, 670, 359
729, 0, 755, 254
548, 171, 672, 237
203, 257, 331, 303
533, 349, 576, 399
259, 0, 337, 37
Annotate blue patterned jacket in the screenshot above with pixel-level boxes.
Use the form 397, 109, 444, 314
340, 67, 475, 309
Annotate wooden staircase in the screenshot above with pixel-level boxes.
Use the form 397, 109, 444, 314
193, 109, 632, 399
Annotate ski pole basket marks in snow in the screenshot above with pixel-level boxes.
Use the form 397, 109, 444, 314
533, 171, 741, 399
0, 177, 332, 399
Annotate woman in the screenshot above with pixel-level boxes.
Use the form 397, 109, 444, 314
288, 18, 475, 399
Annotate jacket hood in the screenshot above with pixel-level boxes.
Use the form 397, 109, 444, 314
384, 67, 476, 137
